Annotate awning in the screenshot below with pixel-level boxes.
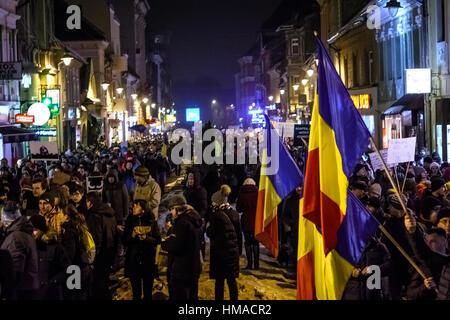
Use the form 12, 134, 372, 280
0, 126, 38, 144
382, 94, 424, 118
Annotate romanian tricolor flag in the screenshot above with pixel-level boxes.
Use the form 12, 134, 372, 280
255, 115, 304, 258
297, 37, 379, 300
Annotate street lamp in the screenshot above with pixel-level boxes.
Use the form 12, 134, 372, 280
385, 0, 402, 18
131, 94, 138, 100
280, 89, 285, 95
293, 84, 300, 91
101, 82, 110, 91
302, 79, 309, 86
143, 97, 149, 104
61, 53, 73, 66
307, 69, 314, 77
268, 96, 274, 102
116, 87, 124, 95
212, 99, 217, 105
151, 103, 156, 109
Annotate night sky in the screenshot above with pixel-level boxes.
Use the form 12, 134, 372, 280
148, 0, 283, 123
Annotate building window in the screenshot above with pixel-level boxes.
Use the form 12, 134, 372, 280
437, 0, 446, 42
344, 57, 349, 87
387, 40, 393, 80
368, 51, 374, 85
291, 38, 299, 56
395, 36, 402, 79
352, 53, 358, 87
0, 26, 3, 62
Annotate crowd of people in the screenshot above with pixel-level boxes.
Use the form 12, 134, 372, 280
0, 127, 449, 301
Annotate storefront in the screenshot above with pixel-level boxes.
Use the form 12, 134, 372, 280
0, 126, 38, 165
348, 87, 380, 147
381, 94, 425, 151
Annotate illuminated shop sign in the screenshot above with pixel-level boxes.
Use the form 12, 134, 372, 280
351, 94, 371, 110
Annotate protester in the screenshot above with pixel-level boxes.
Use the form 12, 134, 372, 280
162, 195, 202, 300
236, 178, 259, 270
86, 192, 117, 300
123, 199, 161, 300
132, 166, 161, 220
0, 216, 38, 299
30, 215, 70, 300
207, 190, 242, 300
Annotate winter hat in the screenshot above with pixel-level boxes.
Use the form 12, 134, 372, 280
243, 178, 256, 186
368, 183, 382, 198
167, 194, 187, 209
212, 190, 228, 206
1, 201, 21, 226
387, 193, 405, 211
39, 192, 55, 208
431, 177, 446, 192
134, 165, 150, 177
220, 184, 232, 196
430, 162, 440, 170
421, 196, 442, 219
436, 208, 450, 224
29, 214, 48, 232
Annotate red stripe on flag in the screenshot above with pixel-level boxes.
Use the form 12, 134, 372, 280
255, 189, 279, 258
303, 148, 320, 225
319, 192, 344, 255
297, 251, 316, 300
303, 148, 345, 255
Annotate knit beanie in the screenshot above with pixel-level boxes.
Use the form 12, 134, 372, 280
134, 165, 150, 177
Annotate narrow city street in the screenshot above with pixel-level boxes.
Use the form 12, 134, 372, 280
113, 170, 297, 300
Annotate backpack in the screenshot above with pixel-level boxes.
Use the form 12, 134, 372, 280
80, 229, 96, 265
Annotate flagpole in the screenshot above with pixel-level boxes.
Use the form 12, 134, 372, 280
369, 137, 437, 291
401, 161, 411, 194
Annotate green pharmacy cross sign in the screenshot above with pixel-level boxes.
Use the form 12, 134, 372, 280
41, 97, 60, 117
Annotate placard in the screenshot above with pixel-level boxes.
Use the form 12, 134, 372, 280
369, 149, 396, 171
87, 176, 103, 194
29, 141, 59, 161
294, 124, 310, 146
387, 137, 416, 164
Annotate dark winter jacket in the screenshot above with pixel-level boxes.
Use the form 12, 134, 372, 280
61, 220, 84, 266
103, 171, 130, 225
35, 229, 71, 300
123, 212, 161, 278
280, 191, 301, 236
0, 216, 39, 291
206, 204, 242, 279
236, 184, 258, 233
86, 201, 117, 255
342, 238, 392, 300
405, 228, 450, 300
437, 263, 450, 300
0, 249, 14, 299
162, 206, 203, 281
381, 215, 432, 299
184, 169, 208, 219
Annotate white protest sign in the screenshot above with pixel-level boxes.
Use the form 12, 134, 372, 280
369, 149, 396, 172
387, 137, 416, 165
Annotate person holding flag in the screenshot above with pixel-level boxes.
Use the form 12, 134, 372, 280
297, 34, 440, 300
